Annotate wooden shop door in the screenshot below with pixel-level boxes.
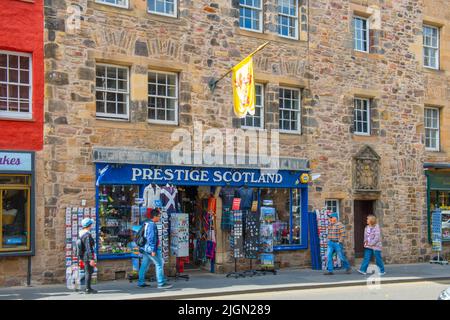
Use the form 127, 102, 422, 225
354, 200, 375, 258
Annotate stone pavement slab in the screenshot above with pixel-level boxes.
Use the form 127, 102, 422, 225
0, 263, 449, 300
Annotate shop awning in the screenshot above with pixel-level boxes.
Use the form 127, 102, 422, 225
424, 162, 450, 169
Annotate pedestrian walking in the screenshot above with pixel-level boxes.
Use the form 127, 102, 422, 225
324, 213, 352, 275
137, 208, 173, 289
78, 218, 97, 294
357, 215, 386, 276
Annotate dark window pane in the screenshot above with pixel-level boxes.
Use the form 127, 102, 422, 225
0, 99, 7, 111
19, 102, 29, 113
9, 55, 18, 68
157, 109, 165, 120
96, 101, 104, 113
19, 86, 29, 99
9, 85, 18, 98
148, 108, 155, 120
107, 79, 116, 90
9, 69, 18, 83
9, 101, 18, 112
149, 84, 156, 95
0, 68, 6, 82
20, 56, 29, 70
20, 71, 29, 84
0, 84, 7, 97
107, 102, 116, 114
117, 103, 125, 115
0, 54, 7, 67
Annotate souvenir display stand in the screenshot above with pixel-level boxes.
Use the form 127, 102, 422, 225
226, 209, 246, 278
169, 213, 190, 281
65, 207, 98, 291
257, 206, 277, 275
242, 208, 261, 277
430, 209, 449, 265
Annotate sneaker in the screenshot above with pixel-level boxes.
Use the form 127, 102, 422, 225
85, 288, 98, 294
345, 268, 352, 274
323, 272, 334, 275
157, 284, 173, 289
379, 272, 386, 276
137, 283, 150, 288
357, 269, 367, 275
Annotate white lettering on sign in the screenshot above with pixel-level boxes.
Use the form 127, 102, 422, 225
131, 168, 142, 181
129, 168, 285, 185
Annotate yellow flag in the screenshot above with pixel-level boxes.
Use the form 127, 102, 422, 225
232, 55, 255, 118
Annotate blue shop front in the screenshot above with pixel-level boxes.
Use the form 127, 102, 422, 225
94, 161, 310, 273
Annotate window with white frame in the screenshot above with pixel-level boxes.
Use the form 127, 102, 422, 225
353, 16, 369, 52
0, 51, 32, 119
239, 0, 263, 32
277, 0, 298, 39
423, 25, 439, 69
95, 0, 128, 8
241, 83, 264, 129
325, 199, 340, 219
279, 87, 301, 133
95, 64, 129, 120
354, 98, 370, 135
148, 71, 178, 124
148, 0, 177, 17
425, 107, 440, 151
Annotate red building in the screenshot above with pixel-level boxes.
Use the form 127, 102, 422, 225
0, 0, 43, 273
0, 0, 44, 150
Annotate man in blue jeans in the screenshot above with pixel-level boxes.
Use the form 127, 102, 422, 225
138, 208, 172, 289
324, 213, 352, 275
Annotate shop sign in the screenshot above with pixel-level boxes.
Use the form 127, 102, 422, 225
96, 164, 309, 189
429, 173, 450, 191
432, 209, 443, 252
0, 152, 32, 172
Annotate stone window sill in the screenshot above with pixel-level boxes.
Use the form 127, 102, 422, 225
423, 67, 446, 75
236, 29, 307, 45
352, 50, 383, 59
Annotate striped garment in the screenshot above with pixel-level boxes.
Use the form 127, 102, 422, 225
364, 224, 382, 251
328, 221, 346, 243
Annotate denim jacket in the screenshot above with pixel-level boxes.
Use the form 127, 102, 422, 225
143, 220, 159, 254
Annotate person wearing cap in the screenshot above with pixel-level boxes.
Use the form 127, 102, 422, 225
324, 213, 352, 275
79, 218, 97, 294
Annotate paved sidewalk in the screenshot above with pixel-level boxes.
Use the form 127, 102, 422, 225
0, 263, 449, 300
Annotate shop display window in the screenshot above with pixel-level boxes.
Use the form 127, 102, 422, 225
98, 185, 139, 255
430, 190, 450, 242
0, 175, 31, 252
260, 188, 302, 246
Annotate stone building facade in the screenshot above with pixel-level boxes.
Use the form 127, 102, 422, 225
0, 0, 448, 286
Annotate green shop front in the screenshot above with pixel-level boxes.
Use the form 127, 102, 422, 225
425, 164, 450, 244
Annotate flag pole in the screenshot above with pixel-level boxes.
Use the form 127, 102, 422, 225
208, 41, 270, 92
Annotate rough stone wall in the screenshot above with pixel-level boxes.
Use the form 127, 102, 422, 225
1, 0, 449, 286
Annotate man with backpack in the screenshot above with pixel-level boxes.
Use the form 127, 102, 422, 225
78, 218, 97, 294
137, 208, 172, 289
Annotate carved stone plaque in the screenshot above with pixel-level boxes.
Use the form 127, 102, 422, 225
354, 146, 380, 191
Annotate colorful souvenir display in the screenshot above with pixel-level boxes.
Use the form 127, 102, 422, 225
316, 208, 342, 270
65, 207, 97, 288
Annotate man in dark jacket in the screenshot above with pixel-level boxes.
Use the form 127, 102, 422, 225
79, 218, 97, 294
137, 208, 172, 289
